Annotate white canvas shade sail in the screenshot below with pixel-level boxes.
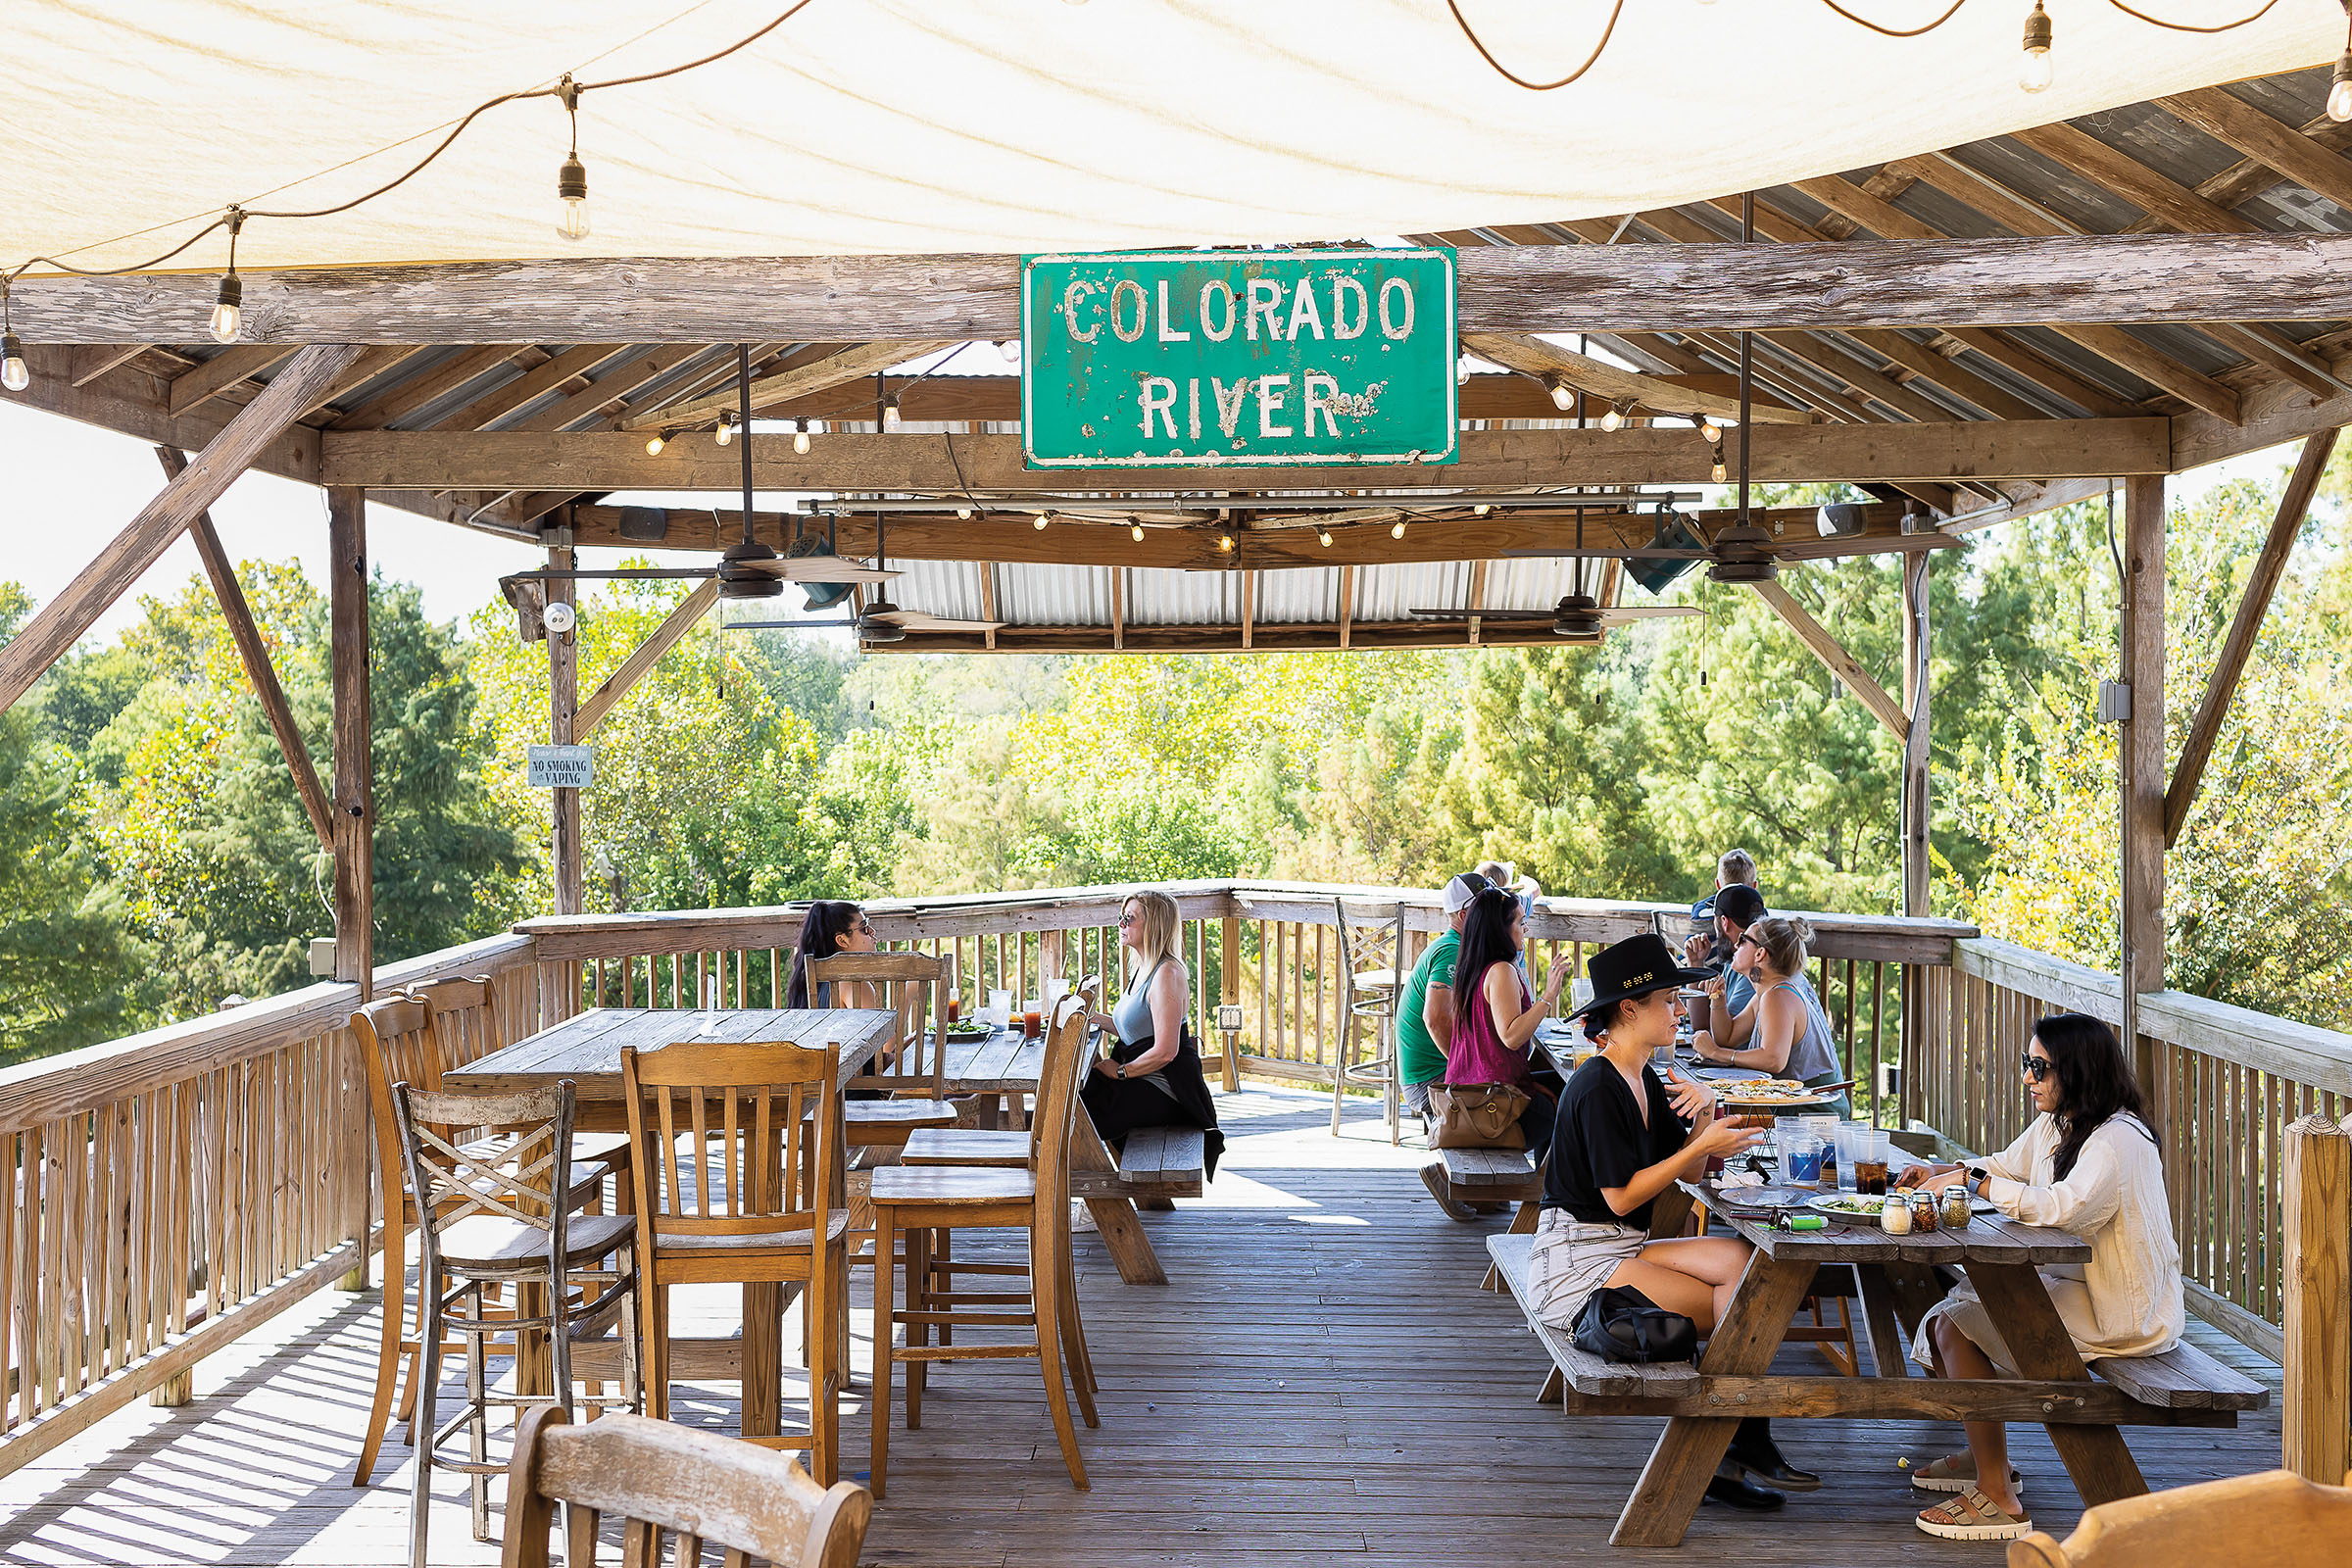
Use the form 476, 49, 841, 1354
2, 0, 2342, 273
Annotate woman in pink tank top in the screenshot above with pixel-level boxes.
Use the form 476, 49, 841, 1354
1446, 886, 1568, 1159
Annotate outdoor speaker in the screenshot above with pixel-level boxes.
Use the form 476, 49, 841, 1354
616, 506, 669, 542
1624, 517, 1702, 596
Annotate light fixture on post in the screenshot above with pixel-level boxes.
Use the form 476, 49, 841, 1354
2019, 1, 2053, 94
1599, 398, 1634, 433
792, 417, 810, 455
2332, 3, 2352, 121
555, 76, 591, 240
0, 285, 26, 393
210, 208, 246, 344
713, 412, 736, 447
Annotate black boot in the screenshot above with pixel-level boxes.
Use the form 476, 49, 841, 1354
1724, 1417, 1821, 1493
1704, 1462, 1785, 1511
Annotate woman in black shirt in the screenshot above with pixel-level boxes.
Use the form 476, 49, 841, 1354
1532, 934, 1811, 1508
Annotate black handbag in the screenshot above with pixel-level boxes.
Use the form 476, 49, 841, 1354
1572, 1285, 1699, 1364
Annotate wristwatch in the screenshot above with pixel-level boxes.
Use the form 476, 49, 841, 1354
1967, 1163, 1990, 1194
1115, 1062, 1128, 1081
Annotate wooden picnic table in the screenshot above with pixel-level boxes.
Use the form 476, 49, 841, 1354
1603, 1164, 2161, 1547
448, 1006, 896, 1441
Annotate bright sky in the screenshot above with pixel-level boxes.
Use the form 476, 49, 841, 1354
0, 396, 2311, 649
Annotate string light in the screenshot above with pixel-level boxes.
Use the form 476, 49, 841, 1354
1599, 398, 1634, 432
1711, 443, 1729, 484
1218, 533, 1236, 553
1317, 526, 1335, 547
1473, 503, 1493, 516
956, 505, 975, 520
209, 210, 246, 344
2019, 2, 2054, 94
995, 340, 1020, 363
644, 429, 668, 456
2331, 4, 2352, 122
792, 417, 810, 455
714, 412, 735, 447
1546, 375, 1576, 412
1456, 355, 1474, 386
1034, 511, 1052, 530
1, 285, 25, 393
1131, 522, 1147, 542
1391, 519, 1407, 539
555, 77, 591, 240
882, 394, 903, 431
1699, 415, 1723, 442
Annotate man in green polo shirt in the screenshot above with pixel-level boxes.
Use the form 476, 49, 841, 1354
1401, 872, 1488, 1212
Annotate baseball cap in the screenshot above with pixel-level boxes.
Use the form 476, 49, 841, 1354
1442, 872, 1491, 914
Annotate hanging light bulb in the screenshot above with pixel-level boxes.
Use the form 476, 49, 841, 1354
956, 505, 975, 520
882, 394, 903, 432
1390, 519, 1407, 540
555, 77, 591, 240
1, 331, 27, 393
2019, 2, 2053, 94
1710, 443, 1729, 484
1034, 511, 1052, 530
644, 430, 667, 456
1317, 527, 1335, 547
1473, 503, 1492, 517
1546, 376, 1575, 413
2331, 44, 2352, 122
1600, 399, 1634, 433
995, 339, 1020, 364
1131, 522, 1147, 542
1699, 415, 1723, 442
714, 413, 735, 447
1456, 355, 1473, 386
1218, 533, 1236, 553
208, 208, 247, 344
792, 417, 810, 455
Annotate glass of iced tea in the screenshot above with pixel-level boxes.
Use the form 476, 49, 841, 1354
1855, 1128, 1891, 1196
1022, 1004, 1043, 1039
945, 992, 960, 1024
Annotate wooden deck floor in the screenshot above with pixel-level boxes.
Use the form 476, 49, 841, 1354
0, 1086, 2285, 1566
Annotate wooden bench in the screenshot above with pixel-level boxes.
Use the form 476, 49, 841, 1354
1111, 1125, 1206, 1204
1486, 1233, 1700, 1398
2087, 1339, 2269, 1411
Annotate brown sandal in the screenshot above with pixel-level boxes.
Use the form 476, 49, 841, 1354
1915, 1486, 2033, 1541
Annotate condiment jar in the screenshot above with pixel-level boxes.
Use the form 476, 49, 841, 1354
1880, 1194, 1913, 1235
1942, 1185, 1974, 1231
1911, 1190, 1940, 1231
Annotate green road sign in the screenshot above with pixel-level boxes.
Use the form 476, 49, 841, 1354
1021, 248, 1457, 468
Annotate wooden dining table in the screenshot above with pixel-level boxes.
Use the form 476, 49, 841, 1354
1601, 1166, 2185, 1547
447, 1005, 897, 1440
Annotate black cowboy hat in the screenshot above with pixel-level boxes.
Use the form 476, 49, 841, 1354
1566, 932, 1714, 1021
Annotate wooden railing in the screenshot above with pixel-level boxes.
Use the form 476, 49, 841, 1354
1922, 937, 2352, 1358
6, 876, 2341, 1483
0, 933, 553, 1477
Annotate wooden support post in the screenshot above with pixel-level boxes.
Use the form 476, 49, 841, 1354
2119, 475, 2167, 1107
2164, 428, 2337, 847
1900, 551, 1932, 917
0, 342, 365, 714
1751, 579, 1910, 742
1220, 912, 1243, 1094
548, 537, 583, 917
2282, 1113, 2351, 1484
156, 447, 336, 850
328, 487, 373, 997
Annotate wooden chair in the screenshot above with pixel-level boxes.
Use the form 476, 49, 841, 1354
502, 1405, 870, 1568
899, 979, 1104, 1402
350, 992, 613, 1489
866, 994, 1096, 1497
388, 1079, 637, 1568
1330, 900, 1406, 1143
2007, 1467, 2352, 1567
809, 951, 959, 1148
620, 1037, 849, 1483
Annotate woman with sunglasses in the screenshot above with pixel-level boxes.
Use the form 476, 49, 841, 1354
1690, 915, 1850, 1117
786, 900, 881, 1009
1891, 1013, 2180, 1542
1082, 889, 1226, 1177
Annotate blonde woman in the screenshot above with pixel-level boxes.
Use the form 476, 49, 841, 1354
1692, 914, 1850, 1117
1083, 889, 1226, 1177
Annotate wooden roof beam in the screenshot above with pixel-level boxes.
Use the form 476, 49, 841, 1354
323, 420, 2168, 493
1459, 331, 1815, 425
330, 345, 529, 430
1750, 579, 1909, 743
619, 341, 952, 430
168, 345, 294, 416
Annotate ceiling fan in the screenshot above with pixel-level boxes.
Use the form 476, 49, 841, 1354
725, 514, 1005, 644
501, 344, 901, 603
1410, 502, 1701, 643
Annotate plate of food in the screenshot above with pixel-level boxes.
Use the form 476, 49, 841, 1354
1807, 1193, 1887, 1218
1714, 1078, 1834, 1107
1710, 1185, 1817, 1212
943, 1022, 994, 1045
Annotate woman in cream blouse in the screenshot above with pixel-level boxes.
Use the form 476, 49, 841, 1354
1894, 1012, 2182, 1543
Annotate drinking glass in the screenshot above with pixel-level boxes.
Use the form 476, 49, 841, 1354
1833, 1123, 1868, 1192
1022, 1002, 1044, 1040
984, 989, 1014, 1029
1777, 1123, 1825, 1189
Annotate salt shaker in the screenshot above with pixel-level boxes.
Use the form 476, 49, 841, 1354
1880, 1193, 1913, 1235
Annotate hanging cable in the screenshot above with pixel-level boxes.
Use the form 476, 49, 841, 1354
1446, 0, 1627, 90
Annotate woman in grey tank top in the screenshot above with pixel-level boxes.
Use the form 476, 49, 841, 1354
1692, 915, 1850, 1117
1080, 889, 1226, 1177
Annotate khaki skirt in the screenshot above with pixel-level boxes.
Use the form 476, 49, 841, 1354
1528, 1206, 1648, 1330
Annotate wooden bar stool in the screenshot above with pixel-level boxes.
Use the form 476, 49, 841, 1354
387, 1078, 638, 1568
620, 1038, 850, 1483
1330, 900, 1406, 1143
867, 995, 1096, 1497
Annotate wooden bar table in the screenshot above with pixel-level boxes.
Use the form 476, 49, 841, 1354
449, 1006, 895, 1440
1604, 1176, 2195, 1547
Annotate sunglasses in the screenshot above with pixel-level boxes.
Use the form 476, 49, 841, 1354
2020, 1052, 2052, 1081
1736, 932, 1761, 951
1118, 912, 1138, 927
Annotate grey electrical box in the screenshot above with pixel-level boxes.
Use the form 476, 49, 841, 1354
2097, 679, 2132, 724
309, 937, 337, 978
1216, 1003, 1246, 1035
